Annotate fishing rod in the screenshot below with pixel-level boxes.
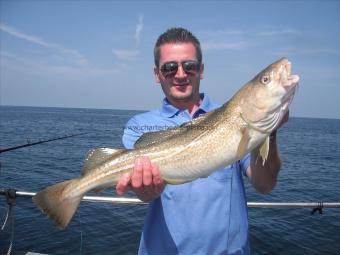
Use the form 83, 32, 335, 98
0, 132, 87, 255
0, 132, 88, 154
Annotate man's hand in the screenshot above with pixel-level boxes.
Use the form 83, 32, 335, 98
116, 156, 165, 202
248, 111, 290, 193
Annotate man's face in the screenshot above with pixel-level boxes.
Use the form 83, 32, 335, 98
155, 42, 204, 105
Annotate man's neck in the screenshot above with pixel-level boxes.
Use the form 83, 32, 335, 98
187, 103, 201, 117
168, 97, 202, 117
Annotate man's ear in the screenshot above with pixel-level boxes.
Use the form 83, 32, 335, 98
200, 63, 204, 80
154, 67, 161, 83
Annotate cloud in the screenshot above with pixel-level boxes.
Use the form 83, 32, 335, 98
112, 15, 143, 62
258, 28, 301, 36
274, 47, 340, 56
199, 29, 245, 37
112, 49, 140, 61
135, 14, 144, 46
0, 23, 88, 66
201, 41, 247, 51
0, 23, 50, 47
312, 48, 340, 55
1, 50, 120, 77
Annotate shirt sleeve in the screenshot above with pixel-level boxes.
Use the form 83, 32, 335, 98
122, 117, 143, 149
240, 153, 251, 177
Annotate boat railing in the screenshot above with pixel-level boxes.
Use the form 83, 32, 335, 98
1, 188, 339, 255
1, 189, 340, 209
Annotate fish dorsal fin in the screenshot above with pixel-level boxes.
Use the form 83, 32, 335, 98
259, 136, 270, 165
82, 148, 125, 176
134, 127, 180, 149
134, 110, 216, 149
237, 128, 251, 159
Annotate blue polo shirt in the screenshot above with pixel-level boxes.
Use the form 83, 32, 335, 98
122, 94, 250, 255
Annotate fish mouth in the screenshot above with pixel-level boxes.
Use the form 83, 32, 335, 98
262, 58, 299, 131
273, 58, 299, 110
279, 59, 300, 90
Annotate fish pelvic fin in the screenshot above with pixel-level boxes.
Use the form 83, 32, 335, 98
82, 148, 125, 176
33, 179, 82, 229
163, 177, 191, 185
259, 136, 270, 165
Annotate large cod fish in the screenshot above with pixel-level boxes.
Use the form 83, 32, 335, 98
33, 58, 300, 229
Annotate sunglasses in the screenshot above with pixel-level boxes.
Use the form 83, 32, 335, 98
160, 60, 201, 77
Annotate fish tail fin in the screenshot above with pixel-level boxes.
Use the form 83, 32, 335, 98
33, 179, 83, 229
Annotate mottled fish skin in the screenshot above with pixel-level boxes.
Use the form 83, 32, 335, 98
33, 58, 300, 229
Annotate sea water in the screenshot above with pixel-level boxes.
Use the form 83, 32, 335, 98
0, 106, 339, 254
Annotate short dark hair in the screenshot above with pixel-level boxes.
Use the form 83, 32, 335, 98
154, 27, 202, 67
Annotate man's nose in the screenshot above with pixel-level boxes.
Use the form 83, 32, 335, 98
174, 64, 187, 78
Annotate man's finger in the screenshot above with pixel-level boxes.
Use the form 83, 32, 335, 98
142, 156, 152, 186
131, 157, 143, 189
151, 163, 164, 193
116, 172, 131, 196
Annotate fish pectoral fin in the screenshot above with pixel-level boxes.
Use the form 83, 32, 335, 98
236, 128, 251, 159
82, 148, 125, 176
259, 136, 270, 165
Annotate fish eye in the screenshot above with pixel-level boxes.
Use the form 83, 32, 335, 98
261, 75, 271, 85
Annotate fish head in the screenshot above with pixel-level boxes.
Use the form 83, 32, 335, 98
240, 58, 300, 133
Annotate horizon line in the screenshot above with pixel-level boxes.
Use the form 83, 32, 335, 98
1, 104, 339, 121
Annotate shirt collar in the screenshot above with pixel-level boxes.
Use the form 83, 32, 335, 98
160, 93, 214, 117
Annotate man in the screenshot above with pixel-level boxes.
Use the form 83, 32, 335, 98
116, 28, 285, 255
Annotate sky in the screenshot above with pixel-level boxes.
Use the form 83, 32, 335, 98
0, 0, 339, 119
